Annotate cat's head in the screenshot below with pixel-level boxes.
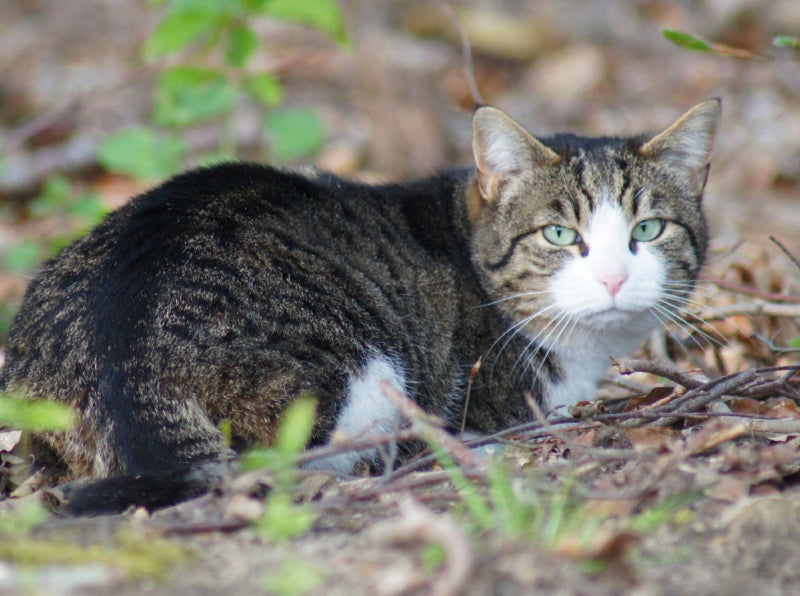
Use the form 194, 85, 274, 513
467, 100, 720, 350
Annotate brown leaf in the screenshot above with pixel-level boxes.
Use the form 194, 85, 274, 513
623, 386, 674, 412
685, 419, 745, 456
554, 525, 640, 560
728, 397, 762, 415
623, 426, 680, 451
762, 397, 800, 419
709, 474, 750, 503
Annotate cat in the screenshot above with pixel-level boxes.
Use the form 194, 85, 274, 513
0, 100, 720, 514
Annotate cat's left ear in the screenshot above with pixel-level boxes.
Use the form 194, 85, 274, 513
470, 106, 560, 221
640, 99, 722, 194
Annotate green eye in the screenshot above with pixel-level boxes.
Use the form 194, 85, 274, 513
631, 218, 664, 242
542, 224, 579, 246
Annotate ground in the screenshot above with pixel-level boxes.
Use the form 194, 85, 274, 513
2, 1, 800, 594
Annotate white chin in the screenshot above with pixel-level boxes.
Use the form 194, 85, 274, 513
580, 307, 651, 330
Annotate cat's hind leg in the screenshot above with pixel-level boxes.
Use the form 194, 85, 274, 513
301, 355, 406, 475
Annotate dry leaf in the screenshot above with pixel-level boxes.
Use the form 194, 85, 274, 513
0, 430, 23, 452
624, 386, 674, 412
689, 422, 746, 456
623, 426, 680, 451
762, 397, 800, 419
728, 397, 762, 415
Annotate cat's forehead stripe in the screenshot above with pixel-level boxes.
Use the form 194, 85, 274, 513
569, 147, 638, 216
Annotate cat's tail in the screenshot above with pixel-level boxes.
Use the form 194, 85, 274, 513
61, 460, 232, 516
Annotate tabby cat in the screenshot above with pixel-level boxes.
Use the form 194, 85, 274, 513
0, 100, 720, 514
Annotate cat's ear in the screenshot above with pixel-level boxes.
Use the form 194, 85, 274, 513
470, 106, 560, 220
640, 99, 721, 193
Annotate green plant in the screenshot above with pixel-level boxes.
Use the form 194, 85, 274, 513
2, 175, 108, 276
0, 390, 75, 432
241, 396, 319, 541
432, 442, 698, 568
663, 28, 800, 58
262, 557, 324, 596
99, 0, 348, 179
0, 526, 190, 580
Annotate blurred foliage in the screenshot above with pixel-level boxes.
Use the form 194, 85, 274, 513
0, 519, 191, 581
2, 175, 108, 277
0, 390, 75, 431
663, 27, 800, 59
100, 0, 348, 178
262, 557, 325, 596
0, 0, 347, 339
241, 396, 319, 541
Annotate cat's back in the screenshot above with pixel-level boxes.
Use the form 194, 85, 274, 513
0, 163, 469, 405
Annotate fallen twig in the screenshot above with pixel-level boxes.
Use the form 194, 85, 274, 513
613, 358, 707, 389
700, 275, 800, 303
699, 300, 800, 319
380, 379, 481, 470
770, 235, 800, 273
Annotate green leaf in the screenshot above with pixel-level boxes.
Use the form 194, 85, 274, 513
29, 175, 72, 218
4, 240, 41, 274
144, 9, 221, 60
773, 35, 800, 50
260, 0, 348, 44
68, 193, 108, 225
276, 396, 317, 456
788, 337, 800, 349
0, 395, 76, 431
265, 108, 325, 161
421, 544, 446, 571
662, 28, 714, 52
0, 502, 50, 536
29, 175, 107, 226
98, 128, 186, 180
246, 73, 284, 107
226, 24, 259, 67
155, 67, 237, 127
258, 492, 317, 541
262, 558, 324, 594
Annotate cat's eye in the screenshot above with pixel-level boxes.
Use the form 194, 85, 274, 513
542, 224, 579, 246
631, 219, 664, 242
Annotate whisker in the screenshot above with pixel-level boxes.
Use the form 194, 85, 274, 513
475, 290, 551, 309
527, 313, 577, 387
511, 310, 570, 380
658, 296, 731, 343
652, 302, 725, 349
648, 307, 708, 364
486, 304, 558, 377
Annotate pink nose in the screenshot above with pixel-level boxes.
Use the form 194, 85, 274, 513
600, 275, 627, 297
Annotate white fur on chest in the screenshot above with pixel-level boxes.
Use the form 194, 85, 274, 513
542, 325, 651, 412
302, 355, 404, 475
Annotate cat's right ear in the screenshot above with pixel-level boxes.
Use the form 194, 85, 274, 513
469, 106, 560, 222
640, 99, 722, 195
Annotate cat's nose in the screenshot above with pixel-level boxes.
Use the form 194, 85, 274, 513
599, 274, 627, 297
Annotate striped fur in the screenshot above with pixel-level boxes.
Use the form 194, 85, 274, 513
0, 101, 720, 513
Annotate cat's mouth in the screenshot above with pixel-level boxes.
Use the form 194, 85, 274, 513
582, 305, 651, 328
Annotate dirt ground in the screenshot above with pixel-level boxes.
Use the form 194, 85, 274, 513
3, 1, 800, 594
